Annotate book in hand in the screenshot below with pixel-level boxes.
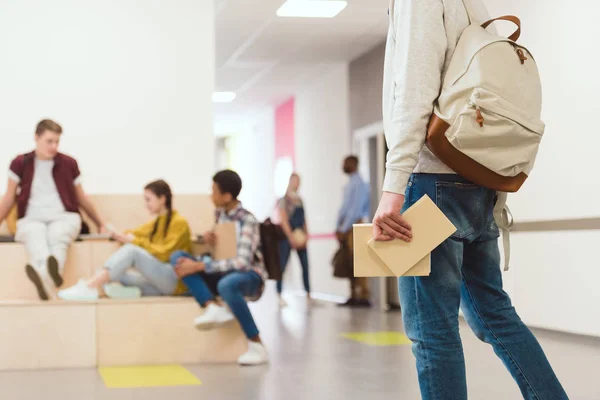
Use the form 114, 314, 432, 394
212, 222, 237, 261
353, 194, 456, 277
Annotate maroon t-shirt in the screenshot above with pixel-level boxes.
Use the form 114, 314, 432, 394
9, 152, 81, 219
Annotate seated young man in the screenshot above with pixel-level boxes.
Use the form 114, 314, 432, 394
170, 170, 268, 366
0, 119, 105, 300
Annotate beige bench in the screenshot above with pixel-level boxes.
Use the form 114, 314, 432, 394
0, 194, 214, 301
0, 194, 248, 371
0, 298, 247, 371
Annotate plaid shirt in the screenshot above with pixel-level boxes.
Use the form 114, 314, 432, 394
205, 203, 268, 282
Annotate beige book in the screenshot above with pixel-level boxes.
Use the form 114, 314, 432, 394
212, 222, 237, 261
353, 194, 456, 277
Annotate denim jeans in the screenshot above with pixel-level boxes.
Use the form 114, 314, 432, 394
105, 244, 178, 295
399, 174, 568, 400
277, 240, 310, 294
170, 251, 262, 339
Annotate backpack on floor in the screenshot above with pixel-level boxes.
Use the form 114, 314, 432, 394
426, 2, 543, 270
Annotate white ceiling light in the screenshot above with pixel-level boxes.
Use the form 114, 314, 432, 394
212, 92, 236, 103
276, 0, 348, 18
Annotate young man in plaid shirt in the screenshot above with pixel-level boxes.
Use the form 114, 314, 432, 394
170, 170, 268, 366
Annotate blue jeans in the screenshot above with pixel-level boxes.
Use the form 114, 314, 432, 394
400, 174, 567, 400
170, 251, 262, 339
276, 240, 310, 294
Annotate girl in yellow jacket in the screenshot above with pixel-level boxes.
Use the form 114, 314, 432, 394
58, 180, 192, 300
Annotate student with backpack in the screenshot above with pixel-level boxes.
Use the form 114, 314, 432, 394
373, 0, 568, 398
170, 170, 269, 366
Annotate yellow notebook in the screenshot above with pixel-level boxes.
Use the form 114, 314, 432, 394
353, 194, 456, 277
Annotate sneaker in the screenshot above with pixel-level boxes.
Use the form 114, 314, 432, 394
238, 341, 269, 366
278, 297, 288, 308
194, 303, 235, 331
104, 283, 141, 299
25, 264, 49, 301
337, 298, 358, 307
57, 279, 99, 301
47, 256, 63, 288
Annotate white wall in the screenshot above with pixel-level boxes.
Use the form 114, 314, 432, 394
482, 0, 600, 221
227, 108, 276, 222
283, 63, 351, 299
482, 0, 600, 336
0, 0, 214, 194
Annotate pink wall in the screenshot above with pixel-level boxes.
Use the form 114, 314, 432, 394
274, 97, 295, 166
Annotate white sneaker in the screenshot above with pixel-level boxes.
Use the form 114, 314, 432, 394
279, 297, 288, 308
194, 303, 235, 331
57, 279, 99, 301
238, 341, 269, 366
104, 283, 141, 299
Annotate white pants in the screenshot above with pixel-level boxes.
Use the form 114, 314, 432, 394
15, 212, 81, 275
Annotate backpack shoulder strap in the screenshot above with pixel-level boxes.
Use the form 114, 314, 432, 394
461, 0, 473, 24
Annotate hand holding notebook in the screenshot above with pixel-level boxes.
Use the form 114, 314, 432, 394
353, 195, 456, 277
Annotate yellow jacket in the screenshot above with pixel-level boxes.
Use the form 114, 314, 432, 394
127, 211, 192, 295
128, 210, 192, 262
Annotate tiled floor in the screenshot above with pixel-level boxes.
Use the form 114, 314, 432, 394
0, 291, 597, 399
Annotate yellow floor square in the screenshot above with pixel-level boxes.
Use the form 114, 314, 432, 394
98, 365, 202, 389
342, 331, 412, 346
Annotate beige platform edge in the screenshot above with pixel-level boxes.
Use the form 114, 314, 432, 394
0, 194, 247, 371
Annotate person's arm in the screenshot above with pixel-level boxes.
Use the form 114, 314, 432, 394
382, 0, 446, 195
373, 0, 445, 242
206, 218, 259, 274
338, 179, 361, 234
336, 185, 351, 232
0, 179, 18, 224
132, 219, 191, 261
126, 220, 155, 238
75, 184, 105, 231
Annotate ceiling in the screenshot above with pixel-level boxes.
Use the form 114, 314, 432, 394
213, 0, 389, 126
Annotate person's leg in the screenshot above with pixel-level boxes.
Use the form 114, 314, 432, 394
217, 272, 262, 340
15, 218, 51, 271
169, 251, 215, 305
117, 245, 178, 295
61, 244, 177, 300
461, 238, 568, 399
218, 271, 268, 366
399, 238, 466, 400
398, 174, 470, 400
15, 218, 52, 300
297, 248, 311, 295
356, 277, 370, 302
46, 212, 81, 286
117, 270, 163, 296
181, 273, 217, 307
276, 239, 292, 294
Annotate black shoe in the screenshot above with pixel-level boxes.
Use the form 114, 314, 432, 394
25, 264, 49, 301
47, 256, 63, 288
337, 298, 358, 307
356, 299, 372, 308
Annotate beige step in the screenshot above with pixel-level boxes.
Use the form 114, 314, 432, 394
0, 297, 247, 371
0, 300, 97, 371
96, 297, 247, 366
0, 243, 95, 301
